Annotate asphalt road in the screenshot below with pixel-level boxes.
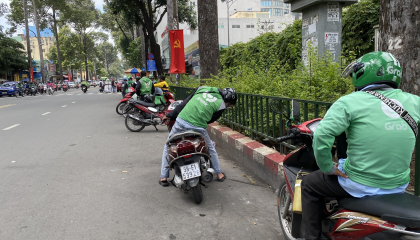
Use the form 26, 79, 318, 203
0, 88, 283, 240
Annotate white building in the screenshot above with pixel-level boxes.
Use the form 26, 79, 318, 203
155, 0, 298, 75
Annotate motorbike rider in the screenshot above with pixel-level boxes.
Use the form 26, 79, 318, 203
135, 71, 155, 101
154, 75, 169, 93
38, 81, 44, 93
301, 52, 420, 240
121, 78, 128, 98
127, 77, 134, 91
149, 74, 156, 84
17, 82, 24, 97
159, 86, 237, 186
80, 80, 88, 91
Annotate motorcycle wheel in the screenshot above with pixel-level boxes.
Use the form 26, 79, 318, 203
278, 182, 297, 240
191, 184, 203, 204
125, 111, 146, 132
116, 102, 126, 115
15, 92, 19, 98
122, 105, 135, 118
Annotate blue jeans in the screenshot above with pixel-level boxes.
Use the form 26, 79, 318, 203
160, 117, 221, 178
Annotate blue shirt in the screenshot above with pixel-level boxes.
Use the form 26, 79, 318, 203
337, 158, 408, 198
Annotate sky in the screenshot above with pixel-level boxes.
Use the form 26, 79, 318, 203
0, 0, 105, 36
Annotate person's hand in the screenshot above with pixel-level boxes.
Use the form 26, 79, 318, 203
162, 116, 168, 121
334, 165, 348, 178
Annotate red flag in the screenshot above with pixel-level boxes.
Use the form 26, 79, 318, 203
29, 68, 34, 82
169, 30, 186, 74
68, 73, 71, 81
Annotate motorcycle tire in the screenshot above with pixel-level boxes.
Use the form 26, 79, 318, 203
15, 92, 19, 98
116, 102, 126, 115
122, 105, 135, 118
125, 111, 146, 132
191, 184, 203, 204
278, 181, 298, 240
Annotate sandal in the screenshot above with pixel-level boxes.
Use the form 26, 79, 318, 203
159, 179, 169, 187
217, 172, 227, 182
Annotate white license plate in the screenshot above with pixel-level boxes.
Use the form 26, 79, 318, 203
180, 163, 201, 180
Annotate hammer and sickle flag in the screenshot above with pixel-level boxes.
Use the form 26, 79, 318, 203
169, 30, 186, 74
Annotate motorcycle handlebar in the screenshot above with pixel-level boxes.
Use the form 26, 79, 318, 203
276, 134, 294, 142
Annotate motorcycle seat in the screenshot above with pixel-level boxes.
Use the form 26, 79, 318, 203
338, 193, 420, 227
166, 130, 203, 144
134, 100, 156, 107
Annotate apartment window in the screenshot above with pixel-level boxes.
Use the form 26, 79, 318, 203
218, 25, 224, 28
273, 8, 283, 16
190, 1, 195, 7
246, 25, 255, 28
232, 25, 240, 28
42, 49, 45, 53
273, 1, 283, 7
284, 9, 289, 14
285, 3, 290, 8
260, 1, 271, 7
261, 8, 272, 16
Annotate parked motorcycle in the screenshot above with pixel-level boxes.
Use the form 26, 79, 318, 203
123, 92, 177, 132
116, 87, 136, 115
271, 99, 420, 240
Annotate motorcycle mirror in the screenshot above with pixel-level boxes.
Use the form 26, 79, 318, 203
291, 100, 301, 122
269, 99, 286, 115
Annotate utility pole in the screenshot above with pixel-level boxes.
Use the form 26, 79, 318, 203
221, 0, 237, 46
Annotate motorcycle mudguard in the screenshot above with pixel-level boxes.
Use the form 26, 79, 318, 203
188, 177, 200, 187
120, 98, 128, 103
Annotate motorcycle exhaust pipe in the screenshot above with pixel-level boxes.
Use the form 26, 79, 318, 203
128, 114, 151, 125
201, 168, 216, 183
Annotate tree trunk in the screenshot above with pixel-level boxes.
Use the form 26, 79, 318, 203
23, 0, 32, 78
140, 26, 146, 69
379, 0, 420, 94
83, 34, 89, 80
168, 0, 179, 82
32, 0, 45, 83
52, 7, 64, 83
197, 0, 220, 81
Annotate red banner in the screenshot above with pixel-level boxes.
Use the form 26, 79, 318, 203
169, 30, 186, 74
29, 68, 34, 82
68, 73, 71, 81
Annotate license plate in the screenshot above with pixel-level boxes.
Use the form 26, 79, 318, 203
180, 162, 201, 180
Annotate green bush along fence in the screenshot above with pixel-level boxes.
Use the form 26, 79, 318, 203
170, 86, 420, 196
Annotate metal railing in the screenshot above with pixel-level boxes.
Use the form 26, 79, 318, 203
170, 86, 420, 196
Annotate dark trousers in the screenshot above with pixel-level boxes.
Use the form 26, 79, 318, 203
301, 170, 352, 240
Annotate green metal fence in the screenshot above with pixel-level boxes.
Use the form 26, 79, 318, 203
171, 86, 420, 196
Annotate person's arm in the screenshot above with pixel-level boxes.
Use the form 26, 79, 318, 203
313, 98, 351, 175
151, 84, 155, 95
135, 81, 141, 94
154, 82, 166, 88
208, 109, 225, 124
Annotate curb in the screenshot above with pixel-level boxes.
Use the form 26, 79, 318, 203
207, 122, 286, 189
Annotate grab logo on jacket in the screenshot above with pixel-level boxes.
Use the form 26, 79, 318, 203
381, 99, 403, 119
203, 93, 218, 103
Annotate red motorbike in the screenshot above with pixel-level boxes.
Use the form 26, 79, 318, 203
123, 92, 177, 132
63, 84, 68, 92
38, 85, 44, 94
272, 100, 420, 240
116, 87, 136, 116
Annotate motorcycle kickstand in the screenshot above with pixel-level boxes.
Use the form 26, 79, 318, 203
154, 125, 159, 131
200, 182, 208, 188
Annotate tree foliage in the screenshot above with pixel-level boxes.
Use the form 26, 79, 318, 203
342, 0, 380, 59
0, 33, 27, 75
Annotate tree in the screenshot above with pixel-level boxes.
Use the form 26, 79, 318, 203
379, 0, 420, 95
197, 0, 220, 80
342, 0, 379, 59
0, 33, 27, 78
97, 42, 118, 72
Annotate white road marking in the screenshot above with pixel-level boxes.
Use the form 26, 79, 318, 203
72, 102, 76, 103
3, 124, 20, 130
88, 93, 93, 95
62, 105, 67, 108
41, 112, 51, 116
77, 94, 82, 95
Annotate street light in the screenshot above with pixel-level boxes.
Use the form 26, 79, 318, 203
221, 0, 237, 46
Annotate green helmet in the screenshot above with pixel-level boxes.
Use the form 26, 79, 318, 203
342, 51, 402, 89
149, 74, 154, 78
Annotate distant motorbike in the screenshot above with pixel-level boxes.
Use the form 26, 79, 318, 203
82, 85, 87, 93
63, 84, 68, 92
38, 85, 44, 94
99, 85, 104, 93
48, 86, 54, 95
30, 86, 37, 96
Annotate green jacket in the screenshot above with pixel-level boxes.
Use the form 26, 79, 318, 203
178, 87, 225, 128
313, 89, 420, 189
139, 77, 152, 95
